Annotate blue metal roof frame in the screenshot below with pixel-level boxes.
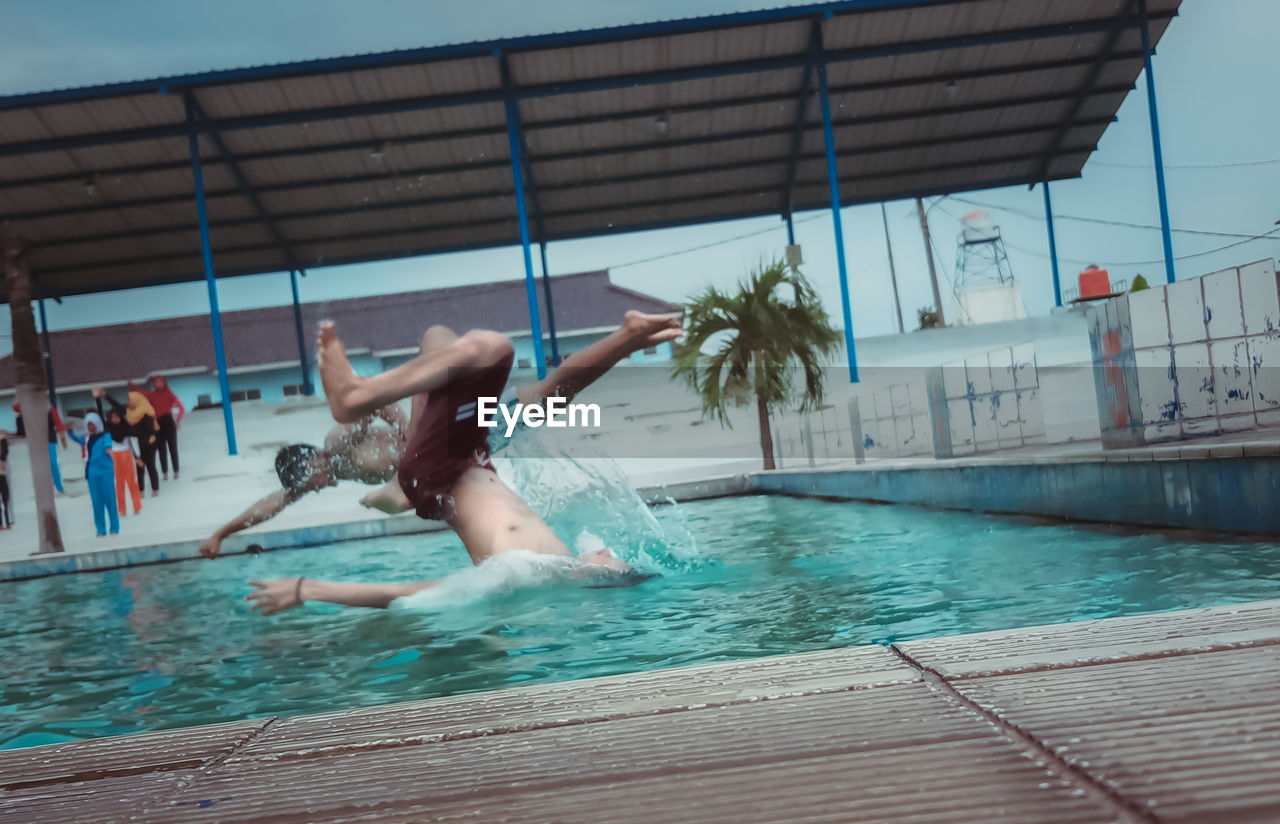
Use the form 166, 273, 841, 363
0, 0, 1180, 302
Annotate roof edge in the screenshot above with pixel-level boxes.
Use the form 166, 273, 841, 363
0, 0, 970, 108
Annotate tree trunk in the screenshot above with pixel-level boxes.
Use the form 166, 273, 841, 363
3, 227, 64, 554
756, 388, 776, 471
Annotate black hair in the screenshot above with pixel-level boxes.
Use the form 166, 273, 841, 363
275, 443, 320, 492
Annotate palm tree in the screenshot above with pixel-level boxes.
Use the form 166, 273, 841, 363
2, 227, 64, 553
672, 260, 840, 470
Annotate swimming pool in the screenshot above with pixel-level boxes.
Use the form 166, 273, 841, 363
3, 494, 1279, 750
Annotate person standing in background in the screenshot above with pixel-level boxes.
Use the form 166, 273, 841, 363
13, 400, 68, 494
93, 388, 144, 517
125, 390, 161, 498
0, 432, 12, 529
131, 376, 184, 481
68, 413, 118, 536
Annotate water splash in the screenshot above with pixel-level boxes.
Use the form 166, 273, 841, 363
390, 550, 583, 610
495, 426, 700, 573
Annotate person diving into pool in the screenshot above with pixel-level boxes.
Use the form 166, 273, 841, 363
198, 312, 681, 610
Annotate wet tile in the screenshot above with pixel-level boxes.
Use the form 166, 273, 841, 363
0, 769, 195, 824
896, 599, 1280, 679
139, 684, 1114, 824
231, 645, 914, 760
0, 718, 270, 790
954, 647, 1280, 823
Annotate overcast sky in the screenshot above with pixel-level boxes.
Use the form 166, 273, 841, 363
2, 0, 1278, 357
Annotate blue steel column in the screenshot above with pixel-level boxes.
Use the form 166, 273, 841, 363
784, 212, 796, 246
37, 298, 57, 407
290, 269, 314, 395
1138, 0, 1175, 284
186, 122, 238, 455
1042, 181, 1063, 307
499, 51, 547, 380
815, 21, 858, 383
538, 243, 561, 367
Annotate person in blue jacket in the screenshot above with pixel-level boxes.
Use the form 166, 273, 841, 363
68, 412, 118, 536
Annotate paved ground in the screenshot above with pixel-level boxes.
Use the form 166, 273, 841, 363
2, 598, 1277, 823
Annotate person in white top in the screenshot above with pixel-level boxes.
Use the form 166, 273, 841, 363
93, 388, 145, 516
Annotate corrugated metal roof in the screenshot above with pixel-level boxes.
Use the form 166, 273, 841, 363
0, 0, 1181, 303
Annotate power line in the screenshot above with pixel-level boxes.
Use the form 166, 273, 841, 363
929, 199, 1280, 268
1011, 226, 1279, 268
1091, 156, 1280, 170
609, 213, 823, 270
949, 194, 1280, 242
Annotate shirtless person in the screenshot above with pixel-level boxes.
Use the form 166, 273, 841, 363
246, 312, 682, 615
202, 312, 680, 575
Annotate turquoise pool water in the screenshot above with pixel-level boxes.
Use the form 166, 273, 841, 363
3, 494, 1279, 750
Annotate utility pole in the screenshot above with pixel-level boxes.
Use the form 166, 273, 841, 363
916, 196, 945, 327
881, 203, 905, 334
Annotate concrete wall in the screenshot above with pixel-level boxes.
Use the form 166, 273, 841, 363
1088, 258, 1280, 447
857, 382, 932, 459
753, 455, 1280, 535
933, 342, 1044, 456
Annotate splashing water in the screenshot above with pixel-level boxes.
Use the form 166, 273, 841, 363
494, 425, 700, 573
391, 550, 585, 611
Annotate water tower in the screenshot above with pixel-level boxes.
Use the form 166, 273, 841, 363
949, 210, 1026, 325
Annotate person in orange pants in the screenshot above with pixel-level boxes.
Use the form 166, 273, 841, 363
94, 388, 143, 516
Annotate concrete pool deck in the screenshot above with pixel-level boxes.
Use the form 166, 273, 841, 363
3, 597, 1278, 823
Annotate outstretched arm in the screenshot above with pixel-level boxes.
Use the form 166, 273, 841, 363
246, 577, 435, 614
516, 311, 681, 406
200, 489, 302, 559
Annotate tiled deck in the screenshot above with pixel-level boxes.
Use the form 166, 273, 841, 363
4, 599, 1278, 823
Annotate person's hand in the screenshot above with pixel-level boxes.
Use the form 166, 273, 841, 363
91, 386, 104, 399
134, 457, 144, 468
246, 578, 305, 615
199, 536, 223, 559
621, 310, 683, 351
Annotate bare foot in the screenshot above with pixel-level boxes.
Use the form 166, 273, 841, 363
360, 480, 413, 515
317, 321, 368, 423
622, 310, 683, 349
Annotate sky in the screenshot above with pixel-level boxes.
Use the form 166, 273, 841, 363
1, 0, 1278, 357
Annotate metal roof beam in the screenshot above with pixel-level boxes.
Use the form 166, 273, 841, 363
8, 85, 1130, 225
780, 19, 822, 219
33, 143, 1096, 278
1035, 0, 1139, 182
17, 169, 1068, 302
498, 55, 547, 244
36, 116, 1114, 249
0, 50, 1145, 190
0, 11, 1172, 159
184, 93, 303, 273
500, 53, 561, 365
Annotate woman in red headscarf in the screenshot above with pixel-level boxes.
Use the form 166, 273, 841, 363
131, 376, 185, 481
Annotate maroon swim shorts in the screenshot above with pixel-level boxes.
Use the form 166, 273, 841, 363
396, 353, 514, 520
